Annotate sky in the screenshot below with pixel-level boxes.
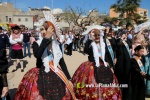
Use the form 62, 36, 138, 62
1, 0, 150, 16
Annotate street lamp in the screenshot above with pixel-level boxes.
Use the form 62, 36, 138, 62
51, 0, 53, 14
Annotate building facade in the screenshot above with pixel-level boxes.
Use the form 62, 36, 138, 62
13, 15, 33, 29
0, 2, 106, 29
0, 2, 22, 23
0, 2, 45, 29
109, 8, 148, 20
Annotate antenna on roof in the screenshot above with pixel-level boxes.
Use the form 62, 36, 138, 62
15, 0, 16, 8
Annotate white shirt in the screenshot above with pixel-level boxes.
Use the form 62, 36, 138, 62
9, 34, 23, 44
59, 35, 65, 43
65, 34, 73, 45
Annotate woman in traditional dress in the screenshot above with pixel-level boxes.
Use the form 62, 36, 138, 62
115, 30, 132, 100
13, 11, 76, 100
130, 45, 149, 100
72, 27, 122, 100
104, 27, 117, 70
132, 29, 150, 96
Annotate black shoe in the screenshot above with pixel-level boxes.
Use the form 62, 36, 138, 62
12, 69, 16, 72
21, 69, 24, 72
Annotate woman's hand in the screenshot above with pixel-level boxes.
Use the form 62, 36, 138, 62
45, 26, 54, 38
106, 62, 110, 67
140, 71, 146, 76
1, 87, 9, 98
110, 68, 114, 73
114, 58, 117, 65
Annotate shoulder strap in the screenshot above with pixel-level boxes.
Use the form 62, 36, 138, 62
133, 56, 145, 72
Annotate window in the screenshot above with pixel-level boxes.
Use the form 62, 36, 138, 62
9, 18, 11, 23
139, 12, 143, 15
25, 18, 28, 22
6, 16, 8, 22
18, 18, 21, 22
56, 16, 60, 22
144, 11, 147, 16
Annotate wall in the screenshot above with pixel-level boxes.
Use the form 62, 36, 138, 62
13, 15, 33, 29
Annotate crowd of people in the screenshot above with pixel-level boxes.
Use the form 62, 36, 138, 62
1, 11, 150, 100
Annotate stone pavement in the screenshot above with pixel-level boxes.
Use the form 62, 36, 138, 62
6, 50, 150, 100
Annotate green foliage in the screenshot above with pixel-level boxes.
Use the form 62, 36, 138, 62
103, 17, 119, 25
111, 17, 118, 22
103, 17, 112, 23
136, 19, 148, 25
111, 0, 145, 24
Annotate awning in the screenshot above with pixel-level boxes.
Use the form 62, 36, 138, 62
9, 24, 17, 27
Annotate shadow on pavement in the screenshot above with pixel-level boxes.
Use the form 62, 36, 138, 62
9, 60, 28, 72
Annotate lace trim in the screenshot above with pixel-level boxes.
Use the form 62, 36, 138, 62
36, 36, 43, 46
41, 48, 50, 73
52, 37, 62, 72
90, 30, 107, 67
41, 38, 62, 73
91, 42, 100, 67
36, 37, 51, 72
100, 33, 107, 67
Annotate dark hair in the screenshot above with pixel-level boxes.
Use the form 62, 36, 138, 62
134, 45, 144, 52
108, 28, 112, 33
11, 25, 21, 30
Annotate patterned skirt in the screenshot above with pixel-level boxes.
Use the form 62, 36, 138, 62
72, 61, 122, 100
13, 67, 73, 100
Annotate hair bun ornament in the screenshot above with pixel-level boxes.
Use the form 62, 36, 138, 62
43, 11, 61, 37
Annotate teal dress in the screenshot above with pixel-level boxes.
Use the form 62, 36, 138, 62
145, 53, 150, 95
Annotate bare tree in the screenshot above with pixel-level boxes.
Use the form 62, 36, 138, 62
62, 9, 74, 29
63, 6, 97, 30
